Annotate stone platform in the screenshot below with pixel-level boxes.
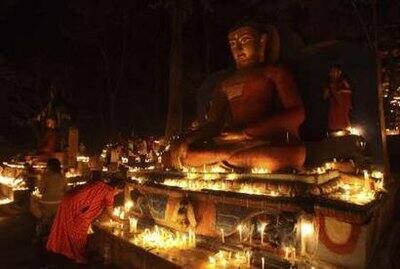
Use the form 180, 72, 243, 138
121, 168, 385, 268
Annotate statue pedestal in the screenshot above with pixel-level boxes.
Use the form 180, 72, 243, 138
121, 168, 385, 269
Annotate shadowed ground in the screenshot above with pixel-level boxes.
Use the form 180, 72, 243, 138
0, 198, 118, 269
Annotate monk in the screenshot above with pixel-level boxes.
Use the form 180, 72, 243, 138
168, 22, 306, 172
46, 178, 125, 264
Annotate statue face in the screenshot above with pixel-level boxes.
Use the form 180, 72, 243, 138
228, 26, 263, 69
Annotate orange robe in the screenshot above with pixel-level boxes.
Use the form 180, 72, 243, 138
46, 181, 114, 263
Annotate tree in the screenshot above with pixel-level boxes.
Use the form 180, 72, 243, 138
64, 0, 134, 137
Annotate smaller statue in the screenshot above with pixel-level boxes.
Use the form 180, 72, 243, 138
38, 117, 60, 155
323, 65, 352, 132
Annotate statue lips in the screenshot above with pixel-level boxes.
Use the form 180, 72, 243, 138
236, 53, 247, 62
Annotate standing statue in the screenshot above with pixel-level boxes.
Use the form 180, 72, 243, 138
323, 65, 352, 132
166, 22, 306, 172
38, 117, 60, 155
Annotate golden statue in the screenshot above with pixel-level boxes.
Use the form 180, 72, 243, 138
166, 22, 306, 172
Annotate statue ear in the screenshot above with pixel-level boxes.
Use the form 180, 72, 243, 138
259, 33, 268, 63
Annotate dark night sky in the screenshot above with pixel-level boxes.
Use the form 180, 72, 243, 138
0, 0, 398, 157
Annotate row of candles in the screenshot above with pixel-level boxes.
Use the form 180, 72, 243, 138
112, 203, 197, 250
0, 175, 27, 190
111, 201, 315, 268
181, 166, 271, 181
131, 226, 196, 250
162, 178, 283, 197
220, 222, 291, 248
331, 169, 384, 205
208, 250, 252, 268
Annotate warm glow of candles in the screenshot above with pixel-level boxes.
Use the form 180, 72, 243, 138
251, 167, 270, 174
300, 218, 314, 256
300, 221, 314, 236
129, 217, 138, 233
76, 155, 90, 162
220, 228, 225, 243
259, 222, 267, 245
363, 170, 370, 191
208, 250, 251, 268
0, 175, 27, 190
130, 225, 196, 250
249, 225, 253, 245
237, 224, 243, 242
124, 200, 134, 212
347, 126, 362, 136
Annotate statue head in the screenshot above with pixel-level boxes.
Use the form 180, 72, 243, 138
228, 22, 268, 69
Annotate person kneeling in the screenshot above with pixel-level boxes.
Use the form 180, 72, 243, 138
46, 177, 125, 264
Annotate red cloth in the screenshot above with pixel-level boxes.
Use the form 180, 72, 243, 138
328, 81, 352, 130
46, 181, 114, 263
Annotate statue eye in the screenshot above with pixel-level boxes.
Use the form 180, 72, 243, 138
229, 41, 236, 47
241, 37, 252, 44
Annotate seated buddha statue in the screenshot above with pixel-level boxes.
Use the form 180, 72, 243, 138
167, 22, 306, 172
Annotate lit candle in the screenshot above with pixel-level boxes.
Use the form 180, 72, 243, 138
300, 219, 314, 256
249, 225, 254, 245
188, 229, 196, 247
237, 224, 243, 242
208, 256, 216, 265
124, 200, 134, 212
363, 170, 370, 190
129, 217, 137, 233
246, 251, 251, 267
221, 228, 225, 243
284, 246, 289, 259
261, 257, 265, 269
260, 222, 267, 245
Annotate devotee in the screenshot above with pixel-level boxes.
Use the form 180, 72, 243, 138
46, 177, 125, 264
36, 158, 66, 242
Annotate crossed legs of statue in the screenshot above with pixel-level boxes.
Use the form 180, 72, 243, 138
183, 139, 306, 172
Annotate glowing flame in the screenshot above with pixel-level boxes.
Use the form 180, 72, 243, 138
76, 156, 90, 162
130, 225, 196, 250
207, 250, 252, 267
251, 168, 270, 174
347, 126, 362, 136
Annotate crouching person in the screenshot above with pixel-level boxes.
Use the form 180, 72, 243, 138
46, 177, 125, 264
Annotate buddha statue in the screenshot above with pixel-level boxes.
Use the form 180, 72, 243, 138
167, 22, 306, 172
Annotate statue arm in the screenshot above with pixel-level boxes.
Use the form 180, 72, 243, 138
185, 86, 227, 144
244, 67, 305, 137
